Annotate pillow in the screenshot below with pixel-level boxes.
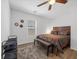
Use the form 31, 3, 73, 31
51, 31, 58, 35
58, 32, 64, 35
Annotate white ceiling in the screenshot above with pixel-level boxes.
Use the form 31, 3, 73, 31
9, 0, 76, 19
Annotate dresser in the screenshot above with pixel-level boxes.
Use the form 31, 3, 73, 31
2, 35, 17, 59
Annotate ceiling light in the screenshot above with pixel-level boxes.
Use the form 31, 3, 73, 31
48, 0, 56, 5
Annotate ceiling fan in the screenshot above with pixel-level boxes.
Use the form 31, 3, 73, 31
37, 0, 67, 10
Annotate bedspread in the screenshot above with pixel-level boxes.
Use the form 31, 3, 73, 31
37, 34, 70, 48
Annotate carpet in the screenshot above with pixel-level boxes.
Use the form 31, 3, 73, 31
17, 43, 77, 59
17, 43, 47, 59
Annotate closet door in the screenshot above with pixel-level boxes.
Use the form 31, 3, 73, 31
27, 20, 37, 42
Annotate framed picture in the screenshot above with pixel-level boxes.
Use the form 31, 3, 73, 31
14, 22, 19, 26
20, 20, 24, 23
20, 24, 23, 28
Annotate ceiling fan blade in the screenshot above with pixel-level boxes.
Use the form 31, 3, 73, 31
37, 1, 48, 7
48, 5, 52, 10
56, 0, 67, 4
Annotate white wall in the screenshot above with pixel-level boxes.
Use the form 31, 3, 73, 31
1, 0, 10, 41
10, 9, 51, 45
46, 0, 77, 50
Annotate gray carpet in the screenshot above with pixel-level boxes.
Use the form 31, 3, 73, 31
17, 43, 77, 59
17, 43, 47, 59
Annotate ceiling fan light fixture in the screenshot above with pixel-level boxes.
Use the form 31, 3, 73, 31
48, 0, 56, 5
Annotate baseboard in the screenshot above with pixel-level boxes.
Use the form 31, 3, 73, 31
70, 48, 77, 51
18, 42, 33, 46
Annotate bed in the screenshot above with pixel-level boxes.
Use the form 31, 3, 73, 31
37, 26, 70, 49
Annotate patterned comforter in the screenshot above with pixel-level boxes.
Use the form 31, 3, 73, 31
37, 34, 70, 49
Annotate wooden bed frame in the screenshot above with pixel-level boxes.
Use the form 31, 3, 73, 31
51, 26, 71, 47
35, 26, 71, 56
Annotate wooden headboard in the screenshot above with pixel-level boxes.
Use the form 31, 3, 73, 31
51, 26, 71, 35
